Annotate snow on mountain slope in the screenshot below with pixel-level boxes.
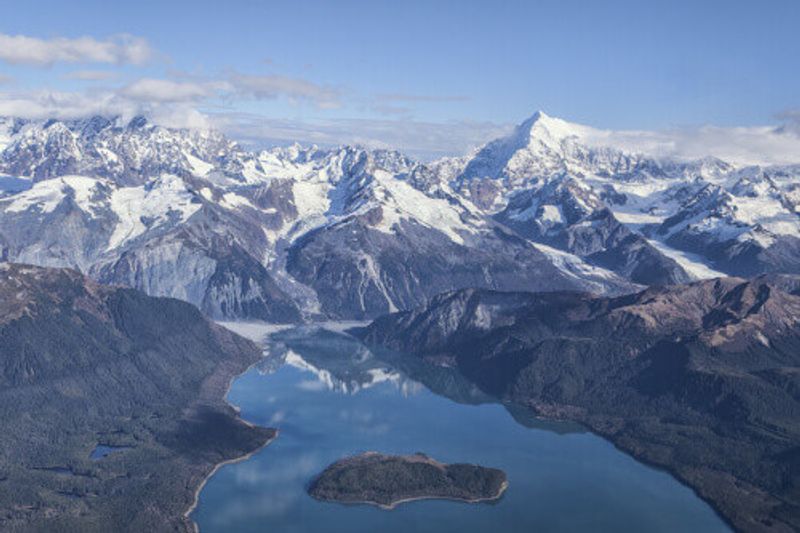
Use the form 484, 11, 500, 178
640, 172, 800, 272
530, 242, 640, 293
451, 112, 684, 212
252, 145, 477, 247
645, 238, 727, 279
2, 175, 107, 215
0, 112, 798, 321
0, 121, 614, 320
360, 168, 475, 245
0, 116, 259, 185
185, 152, 214, 177
271, 146, 618, 318
0, 118, 14, 152
0, 173, 204, 253
452, 112, 800, 279
107, 174, 201, 250
492, 175, 691, 285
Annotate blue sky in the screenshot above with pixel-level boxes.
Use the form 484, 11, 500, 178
1, 0, 799, 157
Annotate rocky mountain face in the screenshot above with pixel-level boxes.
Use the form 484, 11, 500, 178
355, 276, 800, 532
648, 172, 800, 277
0, 263, 275, 532
494, 177, 690, 285
0, 112, 798, 320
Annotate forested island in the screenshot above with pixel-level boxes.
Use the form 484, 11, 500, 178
308, 452, 507, 509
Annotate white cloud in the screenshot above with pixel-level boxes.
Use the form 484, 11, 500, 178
210, 112, 511, 159
0, 90, 132, 120
580, 123, 800, 166
0, 79, 799, 165
0, 89, 209, 129
229, 74, 341, 109
64, 70, 117, 81
113, 73, 342, 110
148, 105, 211, 129
120, 78, 225, 103
0, 33, 152, 66
209, 111, 800, 164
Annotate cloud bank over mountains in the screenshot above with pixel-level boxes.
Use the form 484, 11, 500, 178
0, 30, 798, 163
568, 119, 800, 167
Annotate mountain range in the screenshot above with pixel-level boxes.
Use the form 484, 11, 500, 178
1, 112, 799, 320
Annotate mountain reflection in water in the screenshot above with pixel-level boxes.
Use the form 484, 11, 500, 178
192, 324, 728, 533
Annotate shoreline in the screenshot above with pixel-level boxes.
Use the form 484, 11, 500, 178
523, 404, 742, 533
183, 430, 279, 532
179, 325, 738, 530
182, 352, 280, 533
313, 479, 509, 511
586, 423, 739, 533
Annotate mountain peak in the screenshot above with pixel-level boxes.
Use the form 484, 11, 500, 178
517, 111, 585, 144
127, 115, 149, 130
527, 110, 550, 122
518, 110, 557, 134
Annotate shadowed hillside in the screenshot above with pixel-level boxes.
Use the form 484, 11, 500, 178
0, 263, 275, 532
356, 276, 800, 532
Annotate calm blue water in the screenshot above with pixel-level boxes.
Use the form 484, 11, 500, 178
193, 326, 728, 532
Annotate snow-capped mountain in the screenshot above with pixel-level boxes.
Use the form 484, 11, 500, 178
494, 177, 690, 285
255, 144, 632, 318
444, 111, 800, 280
442, 111, 707, 211
0, 112, 797, 321
0, 116, 249, 185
